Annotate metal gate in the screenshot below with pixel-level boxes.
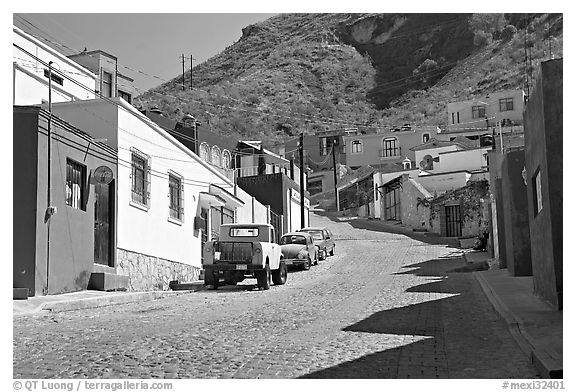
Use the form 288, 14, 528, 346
445, 205, 462, 237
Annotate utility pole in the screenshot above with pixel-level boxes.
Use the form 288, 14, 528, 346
332, 138, 339, 211
299, 133, 305, 229
46, 61, 55, 295
190, 55, 195, 90
181, 54, 185, 91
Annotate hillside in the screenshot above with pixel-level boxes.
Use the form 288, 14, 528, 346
134, 13, 563, 146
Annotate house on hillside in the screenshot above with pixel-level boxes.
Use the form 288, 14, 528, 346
14, 106, 121, 297
343, 126, 442, 171
442, 89, 525, 144
279, 128, 353, 196
50, 98, 250, 291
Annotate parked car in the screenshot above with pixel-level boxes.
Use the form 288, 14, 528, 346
298, 227, 335, 260
202, 223, 287, 290
279, 232, 318, 270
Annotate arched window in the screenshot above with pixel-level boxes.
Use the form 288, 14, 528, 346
422, 133, 430, 143
381, 137, 399, 158
222, 150, 232, 169
211, 146, 221, 167
199, 143, 210, 163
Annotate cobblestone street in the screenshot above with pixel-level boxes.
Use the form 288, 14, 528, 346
13, 213, 538, 379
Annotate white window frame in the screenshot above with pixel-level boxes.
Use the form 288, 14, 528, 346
351, 139, 363, 154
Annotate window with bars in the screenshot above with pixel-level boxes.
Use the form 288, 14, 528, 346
499, 98, 514, 112
472, 105, 486, 119
382, 138, 399, 157
66, 159, 86, 211
168, 172, 184, 221
131, 149, 150, 207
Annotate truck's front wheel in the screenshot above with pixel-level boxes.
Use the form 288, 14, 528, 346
205, 270, 219, 290
272, 262, 288, 285
256, 264, 271, 290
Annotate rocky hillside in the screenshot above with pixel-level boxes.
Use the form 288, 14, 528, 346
134, 13, 563, 146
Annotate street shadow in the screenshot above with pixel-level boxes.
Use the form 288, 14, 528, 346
300, 338, 446, 378
394, 256, 465, 277
299, 255, 535, 379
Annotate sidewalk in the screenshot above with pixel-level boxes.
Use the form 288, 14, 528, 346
13, 282, 205, 317
465, 251, 563, 379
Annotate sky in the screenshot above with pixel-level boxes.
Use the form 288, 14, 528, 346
13, 13, 278, 92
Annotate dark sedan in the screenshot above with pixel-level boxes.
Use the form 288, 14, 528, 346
298, 227, 335, 260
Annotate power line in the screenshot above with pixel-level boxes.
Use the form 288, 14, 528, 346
14, 13, 481, 131
15, 17, 521, 145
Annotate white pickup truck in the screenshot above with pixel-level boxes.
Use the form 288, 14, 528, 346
202, 223, 287, 290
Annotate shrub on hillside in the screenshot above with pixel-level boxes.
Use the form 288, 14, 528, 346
469, 14, 507, 46
500, 24, 518, 41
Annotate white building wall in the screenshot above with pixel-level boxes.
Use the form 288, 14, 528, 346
53, 98, 236, 269
115, 105, 234, 268
235, 186, 268, 224
435, 148, 490, 173
414, 145, 458, 169
416, 172, 471, 195
13, 27, 96, 105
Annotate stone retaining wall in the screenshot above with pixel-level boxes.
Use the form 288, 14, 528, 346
117, 248, 201, 292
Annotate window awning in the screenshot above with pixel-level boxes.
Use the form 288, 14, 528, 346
208, 184, 245, 209
198, 192, 226, 208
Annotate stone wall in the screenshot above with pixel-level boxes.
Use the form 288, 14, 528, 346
117, 248, 201, 292
429, 180, 490, 237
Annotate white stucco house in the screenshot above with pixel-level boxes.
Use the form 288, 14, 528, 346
51, 98, 269, 290
13, 25, 97, 105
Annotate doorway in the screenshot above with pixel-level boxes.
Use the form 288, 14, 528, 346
94, 180, 114, 266
445, 205, 462, 237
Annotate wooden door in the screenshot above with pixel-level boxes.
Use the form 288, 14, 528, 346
94, 181, 113, 266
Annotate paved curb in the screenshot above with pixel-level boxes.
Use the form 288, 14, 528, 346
472, 271, 562, 379
16, 284, 206, 316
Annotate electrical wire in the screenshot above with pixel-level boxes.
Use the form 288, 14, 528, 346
14, 13, 485, 131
